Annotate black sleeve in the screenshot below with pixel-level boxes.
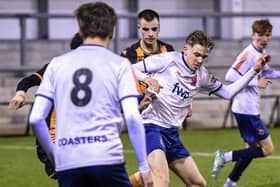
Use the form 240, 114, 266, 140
16, 64, 48, 92
169, 45, 175, 51
120, 49, 127, 57
164, 42, 175, 52
120, 49, 138, 64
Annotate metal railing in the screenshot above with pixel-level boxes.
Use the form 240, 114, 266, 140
1, 12, 280, 134
1, 12, 280, 67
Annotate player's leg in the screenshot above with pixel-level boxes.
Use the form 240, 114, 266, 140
222, 136, 273, 186
163, 127, 206, 186
144, 123, 170, 187
222, 134, 273, 185
224, 158, 252, 187
129, 151, 170, 187
259, 135, 274, 156
224, 143, 254, 186
148, 149, 170, 187
214, 113, 271, 180
170, 157, 206, 187
225, 115, 271, 162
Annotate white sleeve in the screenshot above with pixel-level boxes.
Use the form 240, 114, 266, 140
225, 67, 258, 87
215, 68, 258, 99
262, 65, 280, 79
121, 97, 150, 173
29, 96, 55, 162
118, 60, 142, 99
133, 56, 166, 81
133, 61, 148, 82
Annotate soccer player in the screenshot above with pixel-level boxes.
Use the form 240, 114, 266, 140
120, 9, 184, 186
8, 32, 82, 180
212, 19, 280, 187
28, 2, 153, 187
132, 30, 270, 187
121, 9, 175, 111
120, 9, 174, 64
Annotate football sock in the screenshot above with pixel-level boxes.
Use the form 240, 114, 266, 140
224, 151, 233, 162
129, 174, 141, 187
232, 146, 263, 161
228, 157, 253, 182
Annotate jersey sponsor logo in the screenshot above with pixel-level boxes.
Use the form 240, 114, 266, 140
58, 135, 108, 147
257, 128, 265, 136
172, 83, 190, 99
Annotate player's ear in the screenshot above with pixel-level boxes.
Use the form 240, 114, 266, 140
137, 23, 141, 31
183, 44, 188, 51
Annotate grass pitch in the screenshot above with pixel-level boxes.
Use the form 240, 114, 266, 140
0, 128, 279, 187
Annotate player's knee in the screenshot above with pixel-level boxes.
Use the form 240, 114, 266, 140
153, 172, 169, 187
187, 177, 206, 187
158, 176, 169, 186
198, 178, 207, 187
262, 144, 274, 156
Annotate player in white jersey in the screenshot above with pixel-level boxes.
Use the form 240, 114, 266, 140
29, 2, 153, 187
131, 30, 270, 187
212, 19, 280, 187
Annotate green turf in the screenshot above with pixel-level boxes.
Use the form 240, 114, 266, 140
0, 128, 279, 187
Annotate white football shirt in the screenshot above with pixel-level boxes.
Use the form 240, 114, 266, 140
36, 44, 141, 171
133, 51, 222, 128
226, 43, 280, 115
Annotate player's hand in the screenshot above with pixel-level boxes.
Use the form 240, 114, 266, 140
8, 91, 26, 110
258, 76, 272, 89
139, 94, 156, 111
139, 170, 153, 187
186, 105, 192, 118
254, 54, 271, 73
144, 77, 162, 93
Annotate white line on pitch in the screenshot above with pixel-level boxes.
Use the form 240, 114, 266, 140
0, 145, 279, 160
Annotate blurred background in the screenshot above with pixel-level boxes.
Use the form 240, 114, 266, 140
1, 0, 280, 135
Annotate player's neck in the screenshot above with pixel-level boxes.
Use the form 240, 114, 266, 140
140, 40, 159, 55
83, 37, 110, 48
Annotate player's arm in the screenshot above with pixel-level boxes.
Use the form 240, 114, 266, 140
29, 96, 55, 164
121, 97, 153, 186
120, 48, 138, 64
119, 60, 153, 186
133, 56, 165, 93
139, 94, 156, 112
262, 65, 280, 79
186, 104, 192, 118
225, 66, 259, 87
9, 64, 48, 109
215, 54, 270, 99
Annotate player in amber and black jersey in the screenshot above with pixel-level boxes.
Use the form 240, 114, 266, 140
121, 40, 174, 64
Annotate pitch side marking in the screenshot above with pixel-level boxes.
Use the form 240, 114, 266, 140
1, 145, 279, 160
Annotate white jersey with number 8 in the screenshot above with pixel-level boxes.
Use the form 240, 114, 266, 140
36, 44, 141, 171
